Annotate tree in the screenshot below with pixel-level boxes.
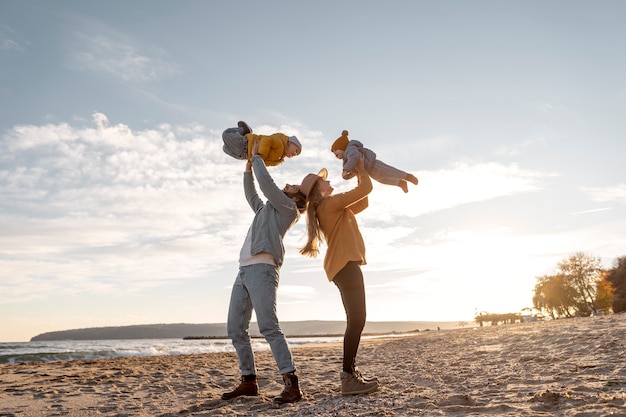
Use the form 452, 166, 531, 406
532, 252, 606, 318
594, 271, 615, 313
558, 252, 604, 316
532, 274, 577, 319
606, 255, 626, 313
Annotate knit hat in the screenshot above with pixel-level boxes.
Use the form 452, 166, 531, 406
299, 168, 328, 199
331, 130, 349, 152
288, 136, 302, 150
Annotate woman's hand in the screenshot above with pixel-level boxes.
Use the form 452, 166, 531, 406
246, 160, 252, 172
355, 153, 366, 173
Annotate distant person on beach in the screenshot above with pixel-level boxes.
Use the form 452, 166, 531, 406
221, 140, 307, 404
331, 130, 418, 193
299, 154, 380, 395
222, 120, 302, 166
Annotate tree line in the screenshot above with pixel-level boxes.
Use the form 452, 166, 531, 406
532, 252, 626, 319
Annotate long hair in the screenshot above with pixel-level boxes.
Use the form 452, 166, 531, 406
300, 182, 324, 258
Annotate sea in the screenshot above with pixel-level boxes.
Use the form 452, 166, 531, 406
0, 336, 348, 365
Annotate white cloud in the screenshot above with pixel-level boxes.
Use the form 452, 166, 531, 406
493, 136, 547, 157
0, 114, 347, 308
0, 36, 22, 51
537, 102, 565, 114
0, 25, 26, 51
68, 32, 179, 83
359, 160, 551, 223
278, 285, 318, 303
412, 134, 459, 156
0, 114, 565, 327
0, 113, 245, 297
569, 208, 611, 215
582, 184, 626, 202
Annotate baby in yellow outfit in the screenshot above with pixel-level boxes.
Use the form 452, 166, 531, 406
223, 121, 301, 166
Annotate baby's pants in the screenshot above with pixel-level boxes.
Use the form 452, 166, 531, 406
222, 127, 248, 160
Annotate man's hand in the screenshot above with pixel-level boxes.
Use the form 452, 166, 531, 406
251, 139, 260, 157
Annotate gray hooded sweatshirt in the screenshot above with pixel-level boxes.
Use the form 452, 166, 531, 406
242, 155, 300, 266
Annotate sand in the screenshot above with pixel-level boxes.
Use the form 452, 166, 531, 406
1, 314, 625, 417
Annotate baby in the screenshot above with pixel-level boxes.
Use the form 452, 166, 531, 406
331, 130, 418, 193
222, 121, 302, 166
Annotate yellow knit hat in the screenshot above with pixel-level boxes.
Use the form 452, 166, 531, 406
331, 130, 349, 152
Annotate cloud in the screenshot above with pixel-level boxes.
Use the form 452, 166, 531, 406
359, 160, 551, 224
0, 36, 23, 51
537, 102, 565, 114
278, 285, 317, 303
493, 136, 547, 157
0, 114, 343, 306
68, 32, 179, 83
582, 184, 626, 202
0, 25, 26, 52
0, 114, 559, 311
569, 208, 611, 215
0, 113, 245, 299
412, 134, 459, 156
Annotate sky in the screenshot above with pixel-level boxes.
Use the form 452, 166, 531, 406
1, 1, 625, 343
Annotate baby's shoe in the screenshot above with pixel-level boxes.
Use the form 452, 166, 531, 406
238, 121, 253, 135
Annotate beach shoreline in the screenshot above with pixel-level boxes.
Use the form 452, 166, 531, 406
1, 315, 625, 416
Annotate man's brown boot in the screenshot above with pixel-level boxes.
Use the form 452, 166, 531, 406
221, 375, 259, 400
273, 372, 302, 404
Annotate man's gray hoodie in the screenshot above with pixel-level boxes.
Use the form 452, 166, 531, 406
243, 155, 300, 266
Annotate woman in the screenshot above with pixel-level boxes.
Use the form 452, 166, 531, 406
299, 154, 379, 395
222, 141, 307, 404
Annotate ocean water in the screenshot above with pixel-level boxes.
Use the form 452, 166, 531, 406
0, 336, 344, 365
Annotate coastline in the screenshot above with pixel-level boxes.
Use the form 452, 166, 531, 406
27, 320, 456, 342
1, 315, 625, 416
182, 330, 424, 340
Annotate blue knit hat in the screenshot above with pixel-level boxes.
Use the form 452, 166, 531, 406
288, 136, 302, 150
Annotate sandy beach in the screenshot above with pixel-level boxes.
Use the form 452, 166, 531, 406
2, 315, 625, 417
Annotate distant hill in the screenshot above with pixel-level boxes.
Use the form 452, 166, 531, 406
30, 321, 460, 341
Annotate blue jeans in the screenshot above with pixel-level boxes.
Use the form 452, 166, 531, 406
226, 263, 296, 375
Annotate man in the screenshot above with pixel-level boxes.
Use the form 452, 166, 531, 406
222, 139, 306, 404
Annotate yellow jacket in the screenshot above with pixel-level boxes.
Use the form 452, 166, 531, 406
245, 133, 289, 166
317, 171, 373, 281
